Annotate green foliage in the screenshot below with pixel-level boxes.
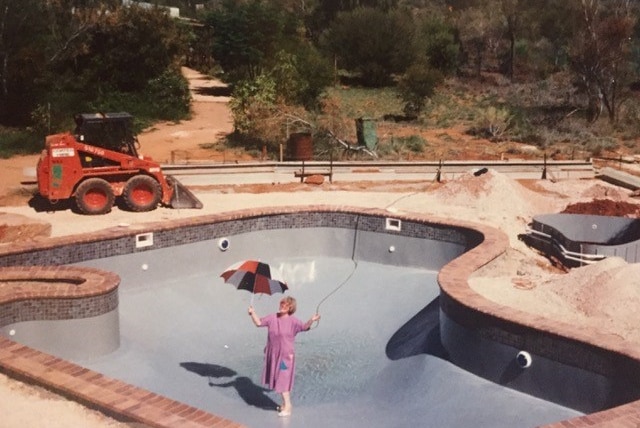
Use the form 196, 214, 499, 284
0, 0, 189, 140
416, 14, 460, 75
205, 0, 291, 82
0, 128, 42, 158
205, 0, 331, 111
86, 69, 191, 128
67, 6, 188, 93
470, 106, 513, 139
229, 75, 277, 135
396, 62, 444, 117
145, 69, 192, 119
322, 7, 417, 87
377, 134, 427, 159
270, 48, 333, 109
0, 0, 51, 125
324, 86, 404, 120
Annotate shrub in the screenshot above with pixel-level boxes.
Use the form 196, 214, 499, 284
470, 106, 513, 139
0, 128, 42, 158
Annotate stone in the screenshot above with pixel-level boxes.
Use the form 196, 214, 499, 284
304, 174, 325, 185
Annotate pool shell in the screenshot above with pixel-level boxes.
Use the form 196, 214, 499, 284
524, 213, 640, 267
1, 205, 640, 427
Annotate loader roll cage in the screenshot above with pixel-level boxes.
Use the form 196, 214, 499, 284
74, 112, 140, 157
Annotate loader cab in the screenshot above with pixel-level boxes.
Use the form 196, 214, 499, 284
74, 112, 140, 158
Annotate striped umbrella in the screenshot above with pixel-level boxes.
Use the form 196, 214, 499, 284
220, 260, 288, 301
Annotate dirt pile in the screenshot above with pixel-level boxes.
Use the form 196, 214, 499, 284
561, 199, 640, 217
541, 257, 640, 342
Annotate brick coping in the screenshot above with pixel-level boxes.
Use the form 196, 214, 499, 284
0, 205, 639, 427
0, 266, 119, 304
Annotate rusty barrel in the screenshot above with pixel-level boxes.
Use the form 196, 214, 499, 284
286, 132, 313, 161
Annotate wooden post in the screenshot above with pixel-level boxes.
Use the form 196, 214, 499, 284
329, 149, 334, 183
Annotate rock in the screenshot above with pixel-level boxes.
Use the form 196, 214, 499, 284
304, 175, 325, 185
0, 212, 51, 243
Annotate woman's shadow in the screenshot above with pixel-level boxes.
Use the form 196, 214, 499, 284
180, 362, 278, 410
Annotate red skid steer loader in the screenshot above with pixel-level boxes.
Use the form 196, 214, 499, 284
36, 112, 203, 215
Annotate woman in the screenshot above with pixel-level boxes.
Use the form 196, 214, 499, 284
248, 296, 320, 417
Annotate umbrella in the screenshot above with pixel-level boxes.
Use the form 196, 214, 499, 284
220, 260, 288, 301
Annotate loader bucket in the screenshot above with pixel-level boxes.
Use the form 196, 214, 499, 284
167, 175, 203, 209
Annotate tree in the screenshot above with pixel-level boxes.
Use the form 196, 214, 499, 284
306, 0, 399, 40
70, 5, 187, 92
0, 0, 190, 129
454, 2, 502, 77
415, 12, 460, 76
205, 0, 290, 82
0, 0, 51, 125
397, 61, 444, 117
568, 0, 636, 123
269, 48, 333, 109
322, 7, 416, 86
499, 0, 527, 81
206, 0, 332, 109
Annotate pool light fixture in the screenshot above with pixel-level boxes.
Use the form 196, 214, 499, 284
218, 237, 230, 251
516, 350, 532, 368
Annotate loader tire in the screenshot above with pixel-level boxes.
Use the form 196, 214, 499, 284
123, 175, 161, 212
75, 178, 115, 215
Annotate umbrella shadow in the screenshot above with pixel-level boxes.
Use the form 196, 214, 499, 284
180, 361, 278, 410
385, 297, 449, 361
180, 362, 237, 379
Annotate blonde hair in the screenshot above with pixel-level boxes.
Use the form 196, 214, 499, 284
281, 296, 297, 314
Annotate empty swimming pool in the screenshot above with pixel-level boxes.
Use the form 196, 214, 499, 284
59, 226, 578, 428
3, 208, 615, 427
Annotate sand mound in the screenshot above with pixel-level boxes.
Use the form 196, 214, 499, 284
580, 183, 628, 200
541, 257, 640, 340
426, 169, 558, 249
435, 169, 555, 215
474, 256, 640, 345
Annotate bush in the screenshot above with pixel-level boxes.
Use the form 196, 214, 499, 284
377, 134, 427, 159
470, 106, 513, 139
0, 128, 42, 158
145, 70, 192, 120
86, 70, 191, 131
397, 63, 444, 117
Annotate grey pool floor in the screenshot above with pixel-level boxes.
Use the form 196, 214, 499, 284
74, 256, 582, 428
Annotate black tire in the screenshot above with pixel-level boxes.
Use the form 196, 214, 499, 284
75, 178, 115, 215
122, 175, 162, 212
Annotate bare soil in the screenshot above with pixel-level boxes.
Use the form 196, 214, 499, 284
561, 199, 640, 216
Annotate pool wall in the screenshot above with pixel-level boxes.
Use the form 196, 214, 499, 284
1, 206, 640, 427
524, 213, 640, 266
0, 266, 120, 359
